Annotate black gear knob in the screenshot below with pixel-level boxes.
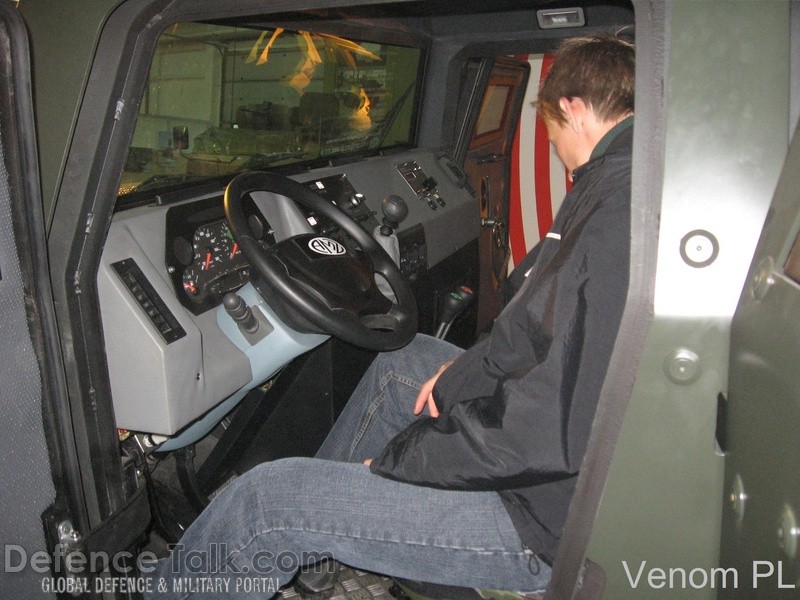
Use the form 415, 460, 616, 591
223, 292, 259, 333
380, 195, 408, 236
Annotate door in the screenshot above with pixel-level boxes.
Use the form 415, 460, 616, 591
718, 125, 800, 595
0, 2, 76, 596
462, 57, 529, 334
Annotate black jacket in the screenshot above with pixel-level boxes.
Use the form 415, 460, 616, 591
371, 120, 633, 565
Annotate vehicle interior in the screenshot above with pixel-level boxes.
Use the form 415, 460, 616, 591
12, 0, 671, 597
9, 0, 800, 597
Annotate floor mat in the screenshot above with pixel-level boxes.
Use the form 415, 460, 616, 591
279, 566, 396, 599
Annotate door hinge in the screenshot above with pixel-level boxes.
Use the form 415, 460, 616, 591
53, 520, 86, 595
46, 485, 151, 589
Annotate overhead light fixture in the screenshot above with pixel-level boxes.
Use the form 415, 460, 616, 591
537, 8, 585, 29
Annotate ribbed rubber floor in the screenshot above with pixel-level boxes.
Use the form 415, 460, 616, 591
278, 566, 397, 599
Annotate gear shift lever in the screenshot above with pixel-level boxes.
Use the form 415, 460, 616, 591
374, 195, 408, 266
373, 195, 409, 300
379, 194, 409, 238
434, 285, 475, 339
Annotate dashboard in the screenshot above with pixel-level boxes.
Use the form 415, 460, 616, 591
165, 174, 380, 315
97, 149, 479, 444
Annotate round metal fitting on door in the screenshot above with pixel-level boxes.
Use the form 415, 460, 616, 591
664, 348, 701, 384
679, 229, 719, 268
728, 473, 747, 525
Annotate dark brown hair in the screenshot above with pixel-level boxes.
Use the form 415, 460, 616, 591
537, 34, 635, 125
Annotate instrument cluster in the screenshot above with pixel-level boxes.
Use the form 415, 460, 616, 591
165, 196, 273, 315
179, 219, 247, 301
164, 175, 379, 315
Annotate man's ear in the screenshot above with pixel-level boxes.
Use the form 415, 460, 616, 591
559, 97, 589, 133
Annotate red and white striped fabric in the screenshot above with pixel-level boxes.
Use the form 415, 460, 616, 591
509, 54, 571, 268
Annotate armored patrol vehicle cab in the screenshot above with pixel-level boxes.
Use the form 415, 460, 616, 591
1, 0, 799, 598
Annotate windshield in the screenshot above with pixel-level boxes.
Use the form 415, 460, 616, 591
119, 22, 424, 197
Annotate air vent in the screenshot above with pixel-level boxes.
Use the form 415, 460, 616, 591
537, 8, 585, 29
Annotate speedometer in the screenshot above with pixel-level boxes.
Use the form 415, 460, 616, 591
192, 224, 224, 273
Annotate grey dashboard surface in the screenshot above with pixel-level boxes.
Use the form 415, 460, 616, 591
98, 149, 479, 441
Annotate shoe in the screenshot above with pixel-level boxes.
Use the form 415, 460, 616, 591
294, 558, 341, 594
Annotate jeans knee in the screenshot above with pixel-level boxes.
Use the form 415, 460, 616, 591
218, 457, 315, 508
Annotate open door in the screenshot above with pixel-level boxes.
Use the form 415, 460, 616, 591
718, 125, 800, 595
462, 56, 529, 333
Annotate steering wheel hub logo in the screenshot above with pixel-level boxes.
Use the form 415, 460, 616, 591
308, 237, 346, 256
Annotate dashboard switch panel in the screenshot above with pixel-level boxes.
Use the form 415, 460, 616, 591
302, 174, 378, 234
112, 258, 186, 344
397, 161, 446, 210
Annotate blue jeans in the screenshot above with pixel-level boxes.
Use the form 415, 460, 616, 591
149, 335, 552, 598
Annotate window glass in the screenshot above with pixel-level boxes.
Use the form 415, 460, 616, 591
119, 23, 424, 197
475, 84, 510, 136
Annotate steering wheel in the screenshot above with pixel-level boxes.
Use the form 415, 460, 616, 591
224, 171, 418, 351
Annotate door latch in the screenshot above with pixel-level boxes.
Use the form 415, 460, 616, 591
476, 153, 502, 164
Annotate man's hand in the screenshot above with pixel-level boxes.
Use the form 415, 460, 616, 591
413, 361, 453, 418
363, 361, 453, 469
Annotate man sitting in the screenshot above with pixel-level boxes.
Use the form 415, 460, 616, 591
150, 33, 634, 598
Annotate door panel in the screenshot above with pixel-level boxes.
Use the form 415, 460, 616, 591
463, 57, 529, 333
0, 2, 66, 596
718, 123, 800, 595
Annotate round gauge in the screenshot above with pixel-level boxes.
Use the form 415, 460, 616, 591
192, 224, 224, 273
182, 266, 204, 301
218, 221, 241, 261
